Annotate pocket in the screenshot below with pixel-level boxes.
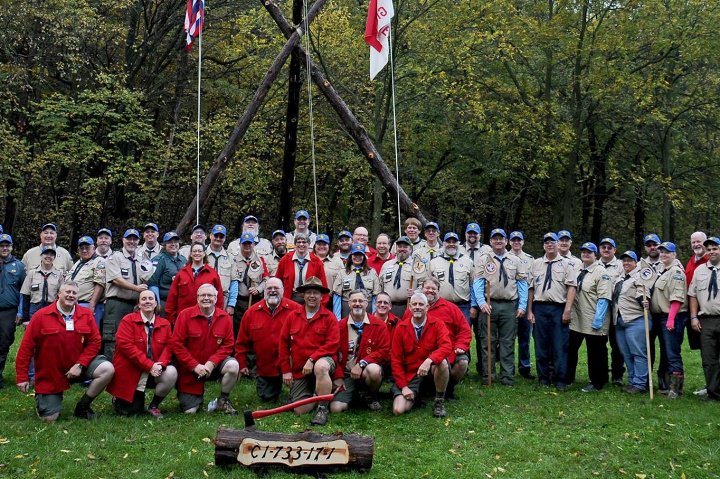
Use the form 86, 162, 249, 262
40, 327, 60, 336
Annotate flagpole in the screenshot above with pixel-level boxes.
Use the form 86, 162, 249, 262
388, 27, 402, 238
196, 29, 202, 227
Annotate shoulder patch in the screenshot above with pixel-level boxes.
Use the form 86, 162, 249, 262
601, 275, 610, 280
672, 273, 684, 281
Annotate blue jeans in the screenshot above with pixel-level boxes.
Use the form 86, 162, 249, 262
457, 301, 472, 327
78, 302, 104, 329
615, 316, 648, 390
517, 313, 532, 371
657, 313, 686, 374
532, 302, 568, 387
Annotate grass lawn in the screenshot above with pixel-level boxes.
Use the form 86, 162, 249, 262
1, 332, 718, 479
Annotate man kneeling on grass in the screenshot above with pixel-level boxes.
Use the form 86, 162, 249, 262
391, 292, 452, 417
15, 281, 114, 422
330, 290, 391, 413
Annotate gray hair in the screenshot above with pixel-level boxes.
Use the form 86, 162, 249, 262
294, 233, 309, 243
349, 289, 370, 301
422, 277, 441, 289
410, 292, 428, 305
61, 281, 79, 291
197, 283, 218, 296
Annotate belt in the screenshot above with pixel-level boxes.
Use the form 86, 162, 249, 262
491, 299, 515, 303
107, 297, 136, 305
700, 315, 720, 319
533, 301, 564, 306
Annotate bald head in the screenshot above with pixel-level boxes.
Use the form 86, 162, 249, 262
353, 227, 369, 246
265, 277, 283, 307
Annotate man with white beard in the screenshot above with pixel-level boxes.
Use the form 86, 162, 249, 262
428, 233, 475, 323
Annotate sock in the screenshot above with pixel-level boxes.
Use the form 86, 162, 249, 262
435, 392, 445, 401
220, 391, 230, 400
77, 393, 94, 408
149, 394, 165, 409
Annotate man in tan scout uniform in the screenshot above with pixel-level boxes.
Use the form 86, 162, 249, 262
557, 230, 580, 270
459, 223, 491, 261
205, 224, 233, 307
22, 223, 74, 273
20, 246, 65, 324
428, 232, 474, 322
227, 232, 269, 335
380, 236, 426, 318
527, 232, 578, 391
179, 224, 207, 260
285, 210, 317, 248
67, 236, 105, 325
136, 223, 162, 264
261, 230, 288, 276
596, 237, 625, 385
103, 229, 154, 359
472, 228, 528, 385
413, 222, 443, 265
508, 231, 535, 378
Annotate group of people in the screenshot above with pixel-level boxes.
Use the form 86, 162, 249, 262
1, 212, 719, 425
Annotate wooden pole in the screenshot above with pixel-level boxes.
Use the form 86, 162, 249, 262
248, 279, 256, 309
642, 286, 654, 399
486, 281, 492, 386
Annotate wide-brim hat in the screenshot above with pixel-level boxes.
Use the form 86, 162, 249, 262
295, 276, 330, 294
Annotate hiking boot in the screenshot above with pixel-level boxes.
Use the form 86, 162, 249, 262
216, 397, 238, 416
623, 385, 644, 395
147, 407, 163, 419
432, 399, 447, 418
611, 378, 624, 387
310, 406, 329, 426
500, 378, 515, 387
74, 403, 96, 420
519, 370, 535, 380
667, 374, 683, 400
367, 399, 382, 412
581, 384, 598, 393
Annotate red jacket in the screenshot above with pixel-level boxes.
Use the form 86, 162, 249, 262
165, 263, 224, 324
686, 254, 709, 285
367, 252, 394, 274
279, 306, 339, 379
15, 304, 101, 394
274, 253, 328, 299
107, 312, 173, 402
391, 315, 452, 389
335, 314, 391, 377
235, 299, 302, 377
405, 297, 472, 365
378, 312, 401, 343
171, 305, 234, 395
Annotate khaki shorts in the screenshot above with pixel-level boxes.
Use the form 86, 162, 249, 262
256, 376, 282, 402
35, 355, 109, 418
391, 374, 435, 400
288, 356, 335, 403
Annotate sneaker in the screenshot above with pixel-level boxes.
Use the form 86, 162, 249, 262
432, 399, 447, 418
581, 384, 597, 393
693, 388, 708, 397
216, 397, 238, 416
74, 403, 96, 420
367, 399, 382, 412
519, 370, 536, 380
623, 385, 645, 394
147, 407, 163, 419
612, 378, 624, 387
500, 378, 515, 387
310, 406, 329, 426
555, 384, 567, 392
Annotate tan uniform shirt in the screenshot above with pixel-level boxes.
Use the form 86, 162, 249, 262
332, 268, 382, 302
22, 244, 74, 274
345, 314, 370, 371
232, 253, 267, 297
206, 246, 233, 294
612, 267, 645, 323
21, 266, 64, 304
65, 256, 105, 302
379, 257, 427, 303
459, 243, 492, 262
105, 248, 153, 300
561, 252, 581, 271
136, 243, 162, 263
650, 263, 687, 314
688, 263, 720, 316
413, 241, 444, 265
475, 252, 527, 301
509, 249, 534, 268
321, 255, 345, 294
285, 231, 317, 249
262, 251, 284, 276
571, 261, 613, 335
428, 254, 474, 303
529, 255, 578, 303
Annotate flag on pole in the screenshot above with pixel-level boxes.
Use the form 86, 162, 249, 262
364, 0, 394, 80
184, 0, 205, 51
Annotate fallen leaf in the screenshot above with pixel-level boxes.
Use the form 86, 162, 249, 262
495, 454, 501, 460
619, 469, 627, 475
132, 470, 140, 474
60, 450, 71, 454
123, 454, 129, 459
191, 448, 198, 453
666, 423, 676, 427
202, 471, 208, 477
681, 472, 687, 479
202, 437, 212, 443
635, 474, 646, 479
0, 438, 9, 445
498, 466, 506, 472
87, 454, 95, 460
592, 473, 600, 476
444, 418, 451, 427
14, 455, 24, 459
448, 449, 456, 455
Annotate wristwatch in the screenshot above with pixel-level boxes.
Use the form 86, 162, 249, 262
359, 360, 368, 369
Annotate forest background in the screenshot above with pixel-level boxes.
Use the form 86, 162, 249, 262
2, 0, 719, 258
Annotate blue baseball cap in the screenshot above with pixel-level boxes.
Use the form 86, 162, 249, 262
272, 229, 286, 238
557, 230, 572, 239
163, 231, 180, 242
97, 228, 112, 237
0, 234, 13, 244
41, 223, 57, 232
338, 230, 352, 239
243, 215, 259, 223
580, 242, 598, 254
490, 228, 507, 238
424, 222, 440, 231
41, 245, 56, 255
395, 236, 412, 245
143, 223, 159, 232
704, 237, 720, 247
211, 224, 227, 236
619, 250, 638, 261
544, 232, 559, 242
465, 223, 481, 234
123, 228, 141, 239
316, 234, 330, 244
509, 231, 524, 240
240, 232, 255, 244
77, 236, 95, 246
350, 243, 366, 255
444, 232, 459, 242
295, 210, 310, 220
599, 237, 616, 248
643, 233, 661, 245
191, 224, 207, 233
658, 241, 677, 253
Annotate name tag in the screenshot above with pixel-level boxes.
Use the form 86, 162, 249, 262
384, 272, 393, 280
121, 268, 129, 277
342, 280, 351, 291
65, 320, 75, 331
31, 283, 40, 291
436, 271, 445, 281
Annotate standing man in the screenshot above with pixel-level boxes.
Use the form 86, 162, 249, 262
508, 231, 535, 379
352, 226, 378, 260
368, 233, 394, 274
643, 233, 662, 271
278, 277, 339, 426
428, 232, 475, 321
179, 224, 208, 259
228, 215, 273, 259
227, 232, 269, 335
95, 228, 114, 259
285, 210, 317, 248
136, 223, 162, 265
22, 223, 73, 273
171, 284, 239, 414
557, 230, 579, 269
235, 278, 300, 402
380, 236, 425, 318
0, 234, 25, 388
527, 232, 578, 391
473, 228, 529, 385
685, 231, 708, 395
460, 223, 491, 260
15, 282, 114, 421
206, 224, 233, 307
597, 237, 625, 385
262, 230, 288, 276
103, 229, 153, 358
93, 228, 114, 327
335, 230, 354, 265
68, 236, 105, 324
313, 234, 344, 306
274, 233, 327, 303
414, 222, 443, 264
20, 245, 65, 325
391, 292, 452, 417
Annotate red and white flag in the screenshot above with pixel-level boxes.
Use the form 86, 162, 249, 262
184, 0, 205, 51
364, 0, 394, 80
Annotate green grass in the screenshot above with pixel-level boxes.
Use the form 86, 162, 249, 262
1, 332, 719, 479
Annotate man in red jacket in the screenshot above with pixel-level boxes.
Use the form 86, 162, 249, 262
392, 291, 452, 418
274, 233, 328, 303
15, 281, 114, 422
278, 277, 339, 426
171, 284, 238, 415
330, 290, 390, 413
235, 277, 301, 402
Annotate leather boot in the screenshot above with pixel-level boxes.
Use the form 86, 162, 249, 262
667, 374, 681, 400
658, 372, 671, 395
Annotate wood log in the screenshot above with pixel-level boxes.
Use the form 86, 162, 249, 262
214, 426, 374, 473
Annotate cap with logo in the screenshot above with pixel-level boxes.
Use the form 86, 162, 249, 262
243, 215, 259, 223
703, 236, 720, 247
315, 234, 330, 244
443, 232, 459, 242
123, 228, 141, 239
163, 231, 180, 242
240, 232, 256, 244
0, 234, 13, 244
658, 241, 677, 253
580, 242, 598, 254
557, 230, 572, 240
191, 224, 207, 233
509, 231, 524, 240
272, 229, 286, 238
350, 243, 367, 256
41, 223, 57, 232
619, 251, 638, 262
144, 223, 159, 232
41, 245, 57, 255
337, 230, 352, 239
395, 236, 412, 245
643, 233, 661, 245
211, 224, 227, 236
465, 223, 481, 234
425, 222, 440, 231
490, 228, 507, 238
599, 237, 616, 248
295, 210, 310, 220
544, 232, 559, 242
97, 228, 113, 237
77, 236, 95, 246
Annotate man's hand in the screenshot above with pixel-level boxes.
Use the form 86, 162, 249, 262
417, 358, 433, 377
193, 364, 210, 378
248, 287, 260, 296
526, 311, 535, 324
204, 361, 215, 375
226, 306, 235, 317
516, 309, 526, 318
469, 307, 478, 320
150, 363, 163, 377
401, 386, 415, 401
240, 367, 251, 377
282, 372, 293, 387
480, 303, 492, 315
562, 309, 572, 324
350, 363, 363, 380
66, 364, 83, 379
454, 348, 465, 355
302, 359, 314, 376
17, 382, 30, 393
691, 317, 702, 332
406, 288, 415, 298
136, 284, 148, 292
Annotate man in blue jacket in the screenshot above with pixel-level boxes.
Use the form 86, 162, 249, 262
0, 233, 26, 388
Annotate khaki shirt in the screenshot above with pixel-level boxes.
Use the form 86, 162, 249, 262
428, 254, 474, 303
21, 266, 64, 304
571, 261, 613, 335
529, 255, 577, 303
232, 253, 267, 297
206, 247, 233, 294
379, 257, 427, 303
413, 242, 444, 265
261, 251, 284, 276
561, 252, 581, 271
650, 263, 687, 314
321, 255, 345, 294
475, 252, 527, 301
509, 249, 534, 267
612, 267, 645, 323
105, 248, 153, 300
136, 243, 162, 263
688, 263, 720, 316
22, 244, 74, 274
345, 314, 370, 371
332, 268, 382, 302
65, 256, 105, 302
459, 243, 492, 262
598, 257, 622, 280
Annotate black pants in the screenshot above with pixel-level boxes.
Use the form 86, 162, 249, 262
700, 316, 720, 400
567, 330, 609, 389
608, 320, 626, 381
0, 307, 18, 383
649, 313, 669, 388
